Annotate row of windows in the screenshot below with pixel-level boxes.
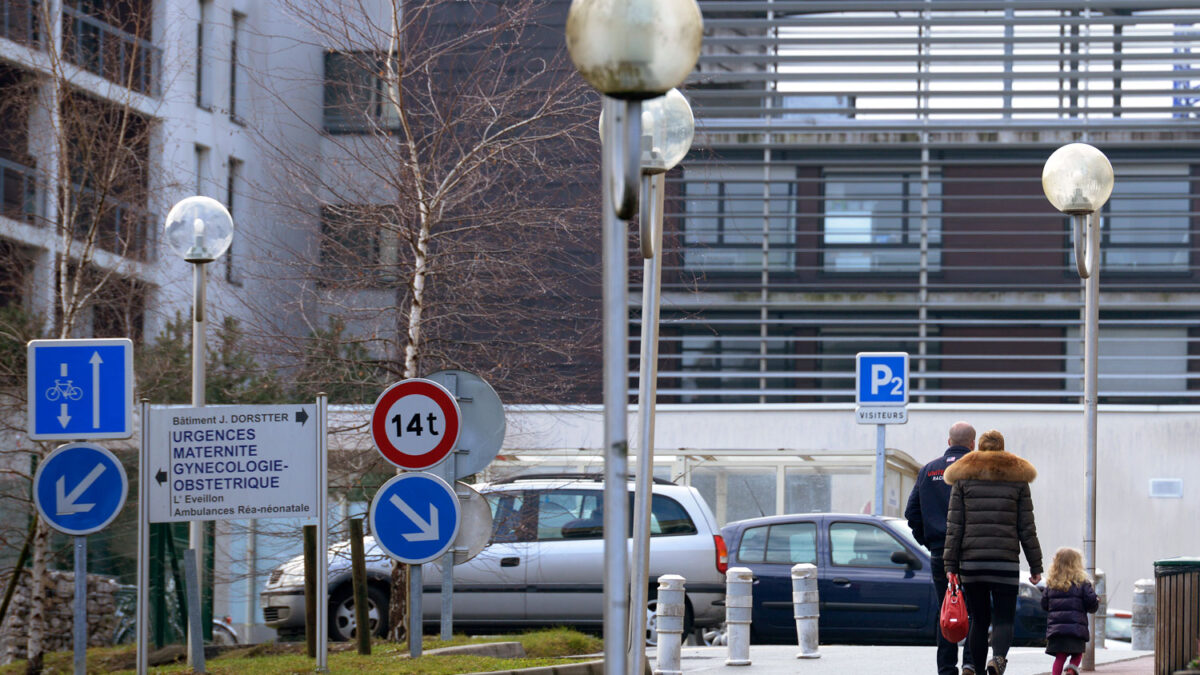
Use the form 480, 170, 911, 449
735, 521, 914, 570
487, 489, 697, 544
681, 166, 1192, 275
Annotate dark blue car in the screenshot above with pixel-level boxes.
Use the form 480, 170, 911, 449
719, 513, 1046, 645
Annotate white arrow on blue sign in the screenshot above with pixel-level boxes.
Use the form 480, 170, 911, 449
27, 338, 133, 440
34, 443, 129, 535
369, 472, 461, 565
855, 352, 909, 406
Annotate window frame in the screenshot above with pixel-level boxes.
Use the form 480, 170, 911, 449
819, 170, 942, 275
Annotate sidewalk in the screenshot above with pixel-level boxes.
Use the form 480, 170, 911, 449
649, 644, 1153, 674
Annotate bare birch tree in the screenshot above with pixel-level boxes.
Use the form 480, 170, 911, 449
0, 0, 161, 669
247, 0, 601, 642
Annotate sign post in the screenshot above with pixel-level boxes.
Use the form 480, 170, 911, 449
370, 378, 463, 657
424, 370, 505, 640
33, 442, 129, 675
855, 352, 909, 515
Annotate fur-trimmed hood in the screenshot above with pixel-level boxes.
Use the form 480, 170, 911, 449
944, 450, 1037, 485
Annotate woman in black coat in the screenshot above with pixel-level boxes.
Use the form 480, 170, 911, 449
944, 429, 1043, 675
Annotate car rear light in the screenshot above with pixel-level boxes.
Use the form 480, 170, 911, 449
714, 535, 729, 574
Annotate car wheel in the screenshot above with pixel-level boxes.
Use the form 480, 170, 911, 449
329, 583, 389, 642
211, 620, 239, 645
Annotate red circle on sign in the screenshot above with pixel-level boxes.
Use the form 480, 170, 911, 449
371, 379, 461, 469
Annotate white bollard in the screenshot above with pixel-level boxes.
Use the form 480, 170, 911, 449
791, 563, 820, 659
1094, 569, 1107, 646
1131, 578, 1155, 651
653, 574, 687, 675
725, 567, 753, 666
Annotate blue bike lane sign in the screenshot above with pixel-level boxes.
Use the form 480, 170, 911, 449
370, 472, 461, 565
27, 338, 133, 440
34, 442, 129, 535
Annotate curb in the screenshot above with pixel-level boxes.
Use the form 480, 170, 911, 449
421, 641, 527, 659
459, 659, 605, 675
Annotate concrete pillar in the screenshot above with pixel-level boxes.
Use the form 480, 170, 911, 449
1131, 578, 1154, 651
724, 567, 753, 666
653, 575, 686, 675
791, 563, 819, 659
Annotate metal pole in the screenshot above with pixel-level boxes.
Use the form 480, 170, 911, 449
188, 261, 207, 668
183, 549, 206, 673
874, 424, 886, 516
601, 95, 632, 675
1082, 212, 1100, 670
245, 520, 256, 643
629, 171, 665, 675
136, 399, 149, 675
409, 564, 422, 658
73, 536, 86, 675
316, 395, 328, 672
440, 453, 455, 641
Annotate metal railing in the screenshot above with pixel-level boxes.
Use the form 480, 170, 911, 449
62, 3, 160, 96
631, 2, 1200, 405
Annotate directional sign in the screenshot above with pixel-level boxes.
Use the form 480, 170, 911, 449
146, 404, 318, 523
371, 379, 461, 470
28, 338, 133, 440
369, 472, 461, 564
34, 443, 128, 535
856, 352, 909, 406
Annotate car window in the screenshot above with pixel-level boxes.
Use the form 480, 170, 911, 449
765, 522, 817, 564
885, 517, 930, 555
830, 521, 908, 568
486, 491, 532, 543
736, 522, 817, 564
536, 489, 604, 541
649, 494, 698, 536
736, 526, 769, 563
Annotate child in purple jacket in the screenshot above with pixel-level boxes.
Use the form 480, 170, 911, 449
1041, 547, 1100, 675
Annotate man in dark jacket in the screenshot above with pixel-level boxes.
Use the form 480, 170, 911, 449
905, 421, 976, 675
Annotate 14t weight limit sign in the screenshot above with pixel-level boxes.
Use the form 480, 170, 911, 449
372, 379, 461, 470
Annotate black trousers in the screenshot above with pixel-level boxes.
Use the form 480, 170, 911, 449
933, 556, 974, 675
962, 580, 1018, 674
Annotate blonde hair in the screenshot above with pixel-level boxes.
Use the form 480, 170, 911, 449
1047, 547, 1091, 591
978, 429, 1005, 452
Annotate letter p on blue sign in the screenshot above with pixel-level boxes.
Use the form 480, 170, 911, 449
856, 352, 909, 406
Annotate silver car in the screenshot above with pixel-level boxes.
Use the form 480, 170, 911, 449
261, 475, 729, 641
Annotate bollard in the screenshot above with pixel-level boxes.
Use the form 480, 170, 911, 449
791, 563, 820, 659
653, 575, 687, 675
1095, 569, 1107, 646
1131, 578, 1155, 651
725, 567, 753, 666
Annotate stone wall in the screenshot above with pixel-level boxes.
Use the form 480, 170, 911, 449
0, 570, 121, 664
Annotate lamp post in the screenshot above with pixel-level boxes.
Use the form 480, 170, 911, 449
627, 89, 693, 675
163, 195, 235, 667
565, 3, 701, 674
1042, 143, 1113, 671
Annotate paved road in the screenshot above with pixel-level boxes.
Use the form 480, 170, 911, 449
647, 644, 1152, 674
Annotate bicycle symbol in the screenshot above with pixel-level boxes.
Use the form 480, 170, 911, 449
45, 379, 83, 402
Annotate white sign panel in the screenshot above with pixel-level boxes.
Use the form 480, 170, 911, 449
855, 406, 909, 425
147, 404, 318, 523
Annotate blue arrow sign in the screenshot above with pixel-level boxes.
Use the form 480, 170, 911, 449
856, 352, 909, 406
369, 473, 461, 564
28, 338, 133, 440
34, 443, 129, 535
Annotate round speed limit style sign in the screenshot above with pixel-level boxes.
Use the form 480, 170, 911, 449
371, 378, 462, 470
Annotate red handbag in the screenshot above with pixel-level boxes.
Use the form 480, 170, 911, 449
940, 572, 969, 642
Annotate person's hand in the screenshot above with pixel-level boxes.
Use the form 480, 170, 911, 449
1029, 573, 1042, 585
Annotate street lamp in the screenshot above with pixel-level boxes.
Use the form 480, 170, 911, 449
565, 3, 702, 674
628, 89, 693, 674
164, 195, 234, 665
1042, 142, 1113, 671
